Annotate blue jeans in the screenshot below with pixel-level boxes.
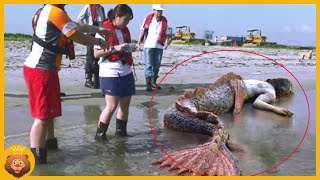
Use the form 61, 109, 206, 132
144, 48, 163, 78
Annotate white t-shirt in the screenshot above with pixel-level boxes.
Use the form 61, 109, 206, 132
140, 16, 167, 49
77, 4, 105, 26
94, 31, 132, 77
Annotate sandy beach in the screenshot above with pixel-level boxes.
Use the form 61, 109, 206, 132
4, 40, 316, 107
4, 40, 316, 175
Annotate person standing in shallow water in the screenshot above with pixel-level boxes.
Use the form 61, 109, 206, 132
78, 4, 106, 89
137, 4, 170, 91
93, 4, 136, 141
24, 4, 108, 164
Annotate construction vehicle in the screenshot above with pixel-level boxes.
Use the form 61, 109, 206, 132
243, 29, 267, 46
172, 26, 196, 43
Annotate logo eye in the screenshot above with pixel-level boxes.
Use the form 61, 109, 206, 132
13, 160, 16, 165
19, 160, 22, 165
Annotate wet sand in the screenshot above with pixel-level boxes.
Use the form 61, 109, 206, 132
4, 41, 316, 175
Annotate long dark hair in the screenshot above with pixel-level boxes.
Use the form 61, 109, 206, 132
107, 4, 133, 21
266, 78, 293, 98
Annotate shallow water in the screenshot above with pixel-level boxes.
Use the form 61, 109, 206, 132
4, 90, 315, 176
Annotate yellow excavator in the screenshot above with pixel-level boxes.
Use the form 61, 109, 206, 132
172, 26, 196, 43
243, 29, 267, 46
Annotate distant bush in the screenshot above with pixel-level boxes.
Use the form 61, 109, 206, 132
171, 39, 206, 46
218, 41, 315, 50
259, 43, 299, 49
189, 39, 206, 45
252, 43, 315, 50
5, 33, 32, 41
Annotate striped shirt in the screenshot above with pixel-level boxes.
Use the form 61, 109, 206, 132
25, 4, 78, 71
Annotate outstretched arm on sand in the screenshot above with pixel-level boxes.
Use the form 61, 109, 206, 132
244, 80, 294, 117
253, 97, 293, 117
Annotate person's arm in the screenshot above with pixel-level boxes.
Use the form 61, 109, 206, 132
50, 6, 108, 48
252, 93, 293, 117
244, 80, 293, 117
163, 36, 170, 49
76, 8, 109, 38
68, 31, 107, 49
136, 30, 145, 47
76, 22, 108, 37
137, 18, 147, 47
92, 24, 129, 58
94, 43, 128, 58
163, 25, 170, 49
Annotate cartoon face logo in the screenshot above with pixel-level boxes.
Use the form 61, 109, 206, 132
5, 154, 31, 178
3, 145, 35, 178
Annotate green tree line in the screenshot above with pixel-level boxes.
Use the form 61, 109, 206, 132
4, 33, 32, 41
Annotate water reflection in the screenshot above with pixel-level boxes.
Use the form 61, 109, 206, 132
90, 139, 132, 175
83, 105, 102, 123
4, 90, 315, 175
142, 106, 161, 130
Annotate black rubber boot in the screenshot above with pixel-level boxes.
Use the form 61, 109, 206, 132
46, 138, 58, 150
95, 121, 109, 142
146, 77, 152, 91
85, 73, 96, 89
31, 147, 47, 164
115, 119, 128, 136
151, 77, 162, 90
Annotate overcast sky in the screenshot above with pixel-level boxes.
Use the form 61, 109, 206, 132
4, 4, 316, 46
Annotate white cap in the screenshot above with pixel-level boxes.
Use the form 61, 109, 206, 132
152, 4, 164, 11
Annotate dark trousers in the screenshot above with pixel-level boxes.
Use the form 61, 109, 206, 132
85, 45, 99, 74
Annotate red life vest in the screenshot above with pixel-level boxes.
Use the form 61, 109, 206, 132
143, 13, 168, 46
102, 20, 133, 65
89, 4, 106, 26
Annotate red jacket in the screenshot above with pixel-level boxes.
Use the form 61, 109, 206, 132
143, 13, 167, 46
102, 20, 133, 65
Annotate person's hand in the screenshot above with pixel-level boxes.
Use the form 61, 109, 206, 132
114, 43, 128, 52
135, 44, 141, 52
99, 40, 108, 49
276, 107, 294, 117
97, 27, 109, 38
